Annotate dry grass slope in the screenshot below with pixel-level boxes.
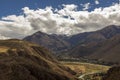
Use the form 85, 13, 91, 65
62, 62, 110, 74
0, 39, 76, 80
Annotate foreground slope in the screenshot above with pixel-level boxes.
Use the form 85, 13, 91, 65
0, 39, 75, 80
103, 66, 120, 80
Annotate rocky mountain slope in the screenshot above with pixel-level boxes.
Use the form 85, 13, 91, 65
24, 25, 120, 53
103, 66, 120, 80
68, 25, 120, 46
24, 25, 120, 64
0, 39, 76, 80
66, 34, 120, 64
24, 31, 70, 53
88, 34, 120, 64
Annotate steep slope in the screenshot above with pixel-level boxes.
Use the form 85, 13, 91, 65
89, 34, 120, 63
69, 25, 120, 46
66, 25, 120, 56
66, 34, 120, 64
24, 25, 120, 55
24, 31, 70, 53
103, 66, 120, 80
0, 39, 75, 80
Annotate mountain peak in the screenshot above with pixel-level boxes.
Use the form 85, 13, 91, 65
24, 31, 70, 53
101, 25, 120, 30
97, 25, 120, 39
33, 31, 49, 36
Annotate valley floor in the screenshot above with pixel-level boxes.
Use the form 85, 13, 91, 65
61, 61, 110, 80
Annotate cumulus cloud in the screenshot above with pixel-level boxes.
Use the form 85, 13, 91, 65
95, 0, 99, 5
81, 3, 91, 10
0, 3, 120, 39
0, 34, 9, 40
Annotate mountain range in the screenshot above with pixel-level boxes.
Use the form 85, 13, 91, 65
24, 25, 120, 64
66, 25, 120, 64
69, 25, 120, 45
0, 25, 120, 80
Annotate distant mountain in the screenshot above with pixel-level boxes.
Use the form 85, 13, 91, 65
66, 30, 120, 64
0, 39, 75, 80
24, 31, 70, 53
69, 25, 120, 46
64, 25, 120, 55
88, 34, 120, 63
24, 25, 120, 54
24, 25, 120, 64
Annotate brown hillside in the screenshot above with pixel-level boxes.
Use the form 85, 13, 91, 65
24, 31, 70, 53
67, 34, 120, 64
103, 66, 120, 80
0, 39, 76, 80
89, 34, 120, 63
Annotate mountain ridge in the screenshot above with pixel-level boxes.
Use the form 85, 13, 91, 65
24, 25, 120, 53
24, 25, 120, 64
24, 31, 70, 53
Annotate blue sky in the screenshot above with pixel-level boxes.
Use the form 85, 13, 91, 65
0, 0, 119, 17
0, 0, 120, 39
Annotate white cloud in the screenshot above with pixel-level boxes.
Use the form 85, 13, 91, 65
0, 4, 120, 39
81, 3, 91, 10
95, 0, 99, 5
0, 34, 10, 40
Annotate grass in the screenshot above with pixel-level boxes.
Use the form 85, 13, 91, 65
61, 61, 110, 80
0, 39, 77, 80
0, 46, 9, 53
61, 61, 110, 74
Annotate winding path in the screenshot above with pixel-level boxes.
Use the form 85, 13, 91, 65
78, 72, 102, 80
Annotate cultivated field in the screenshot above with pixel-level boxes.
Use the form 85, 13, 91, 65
61, 61, 110, 74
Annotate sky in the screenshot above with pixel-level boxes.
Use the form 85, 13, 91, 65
0, 0, 120, 39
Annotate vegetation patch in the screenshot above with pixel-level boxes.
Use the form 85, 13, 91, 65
0, 46, 9, 53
